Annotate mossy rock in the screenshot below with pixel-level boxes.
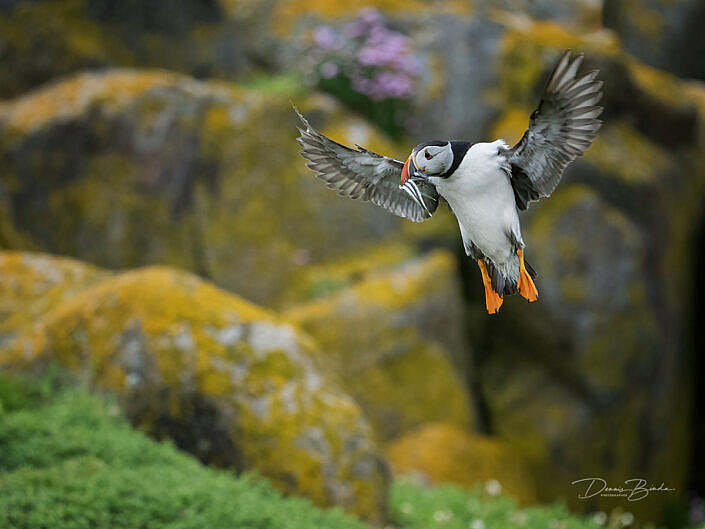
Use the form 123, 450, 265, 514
385, 422, 537, 505
0, 251, 109, 349
0, 0, 277, 98
285, 249, 474, 441
2, 263, 389, 522
476, 28, 705, 525
0, 381, 372, 529
603, 0, 705, 81
0, 69, 416, 306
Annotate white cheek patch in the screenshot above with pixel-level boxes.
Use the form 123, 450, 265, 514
414, 152, 426, 169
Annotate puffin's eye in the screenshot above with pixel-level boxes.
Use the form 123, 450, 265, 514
425, 151, 433, 160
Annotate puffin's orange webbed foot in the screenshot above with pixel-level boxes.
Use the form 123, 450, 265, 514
517, 249, 538, 302
477, 259, 503, 314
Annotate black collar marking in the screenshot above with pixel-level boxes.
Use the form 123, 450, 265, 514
440, 141, 471, 179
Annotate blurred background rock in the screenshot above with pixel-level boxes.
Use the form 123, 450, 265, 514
1, 1, 704, 528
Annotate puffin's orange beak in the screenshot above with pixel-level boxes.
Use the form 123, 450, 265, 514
401, 155, 414, 185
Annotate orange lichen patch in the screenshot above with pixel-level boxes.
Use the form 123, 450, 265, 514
386, 422, 537, 505
0, 70, 200, 134
272, 0, 473, 34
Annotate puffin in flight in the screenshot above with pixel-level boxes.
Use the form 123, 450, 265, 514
296, 51, 603, 314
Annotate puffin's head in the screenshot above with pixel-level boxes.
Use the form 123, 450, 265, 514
401, 141, 453, 184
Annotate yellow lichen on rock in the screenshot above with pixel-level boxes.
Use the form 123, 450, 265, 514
584, 122, 672, 184
627, 58, 694, 109
286, 249, 473, 441
386, 422, 537, 505
490, 108, 531, 146
3, 261, 389, 523
272, 0, 473, 34
495, 19, 617, 110
0, 251, 109, 349
0, 70, 418, 306
484, 183, 688, 521
0, 70, 191, 135
280, 241, 414, 306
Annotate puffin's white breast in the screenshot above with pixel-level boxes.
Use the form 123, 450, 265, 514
432, 140, 521, 264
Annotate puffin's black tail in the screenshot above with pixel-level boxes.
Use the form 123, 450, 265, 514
525, 259, 538, 280
477, 252, 538, 314
485, 259, 537, 296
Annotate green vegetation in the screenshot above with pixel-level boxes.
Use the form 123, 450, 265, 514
0, 372, 648, 529
0, 373, 368, 529
391, 480, 622, 529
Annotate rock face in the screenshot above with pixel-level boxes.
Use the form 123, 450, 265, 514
0, 251, 109, 348
0, 0, 280, 98
0, 70, 411, 306
285, 249, 474, 442
603, 0, 705, 81
472, 29, 705, 521
385, 422, 537, 505
1, 1, 704, 524
0, 253, 389, 523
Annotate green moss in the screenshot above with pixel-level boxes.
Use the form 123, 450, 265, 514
2, 262, 388, 522
389, 478, 646, 529
0, 382, 370, 529
1, 374, 642, 529
386, 423, 537, 505
482, 183, 690, 523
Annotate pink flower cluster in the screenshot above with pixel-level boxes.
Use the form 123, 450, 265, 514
309, 8, 419, 101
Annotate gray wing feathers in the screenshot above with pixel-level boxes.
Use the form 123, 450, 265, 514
295, 108, 438, 222
506, 51, 603, 209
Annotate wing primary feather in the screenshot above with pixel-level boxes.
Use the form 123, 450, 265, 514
294, 105, 439, 222
504, 51, 603, 210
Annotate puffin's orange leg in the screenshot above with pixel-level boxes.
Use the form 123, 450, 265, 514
517, 249, 538, 302
477, 259, 503, 314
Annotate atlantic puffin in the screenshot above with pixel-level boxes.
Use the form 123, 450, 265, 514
296, 51, 603, 314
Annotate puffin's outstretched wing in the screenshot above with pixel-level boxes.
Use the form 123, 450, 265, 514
506, 50, 603, 210
295, 108, 439, 222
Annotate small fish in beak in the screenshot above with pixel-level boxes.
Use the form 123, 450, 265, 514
400, 155, 415, 185
399, 154, 431, 216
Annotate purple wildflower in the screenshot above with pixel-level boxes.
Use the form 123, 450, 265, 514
371, 72, 413, 99
308, 7, 420, 102
320, 61, 339, 79
313, 26, 340, 50
358, 7, 384, 27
